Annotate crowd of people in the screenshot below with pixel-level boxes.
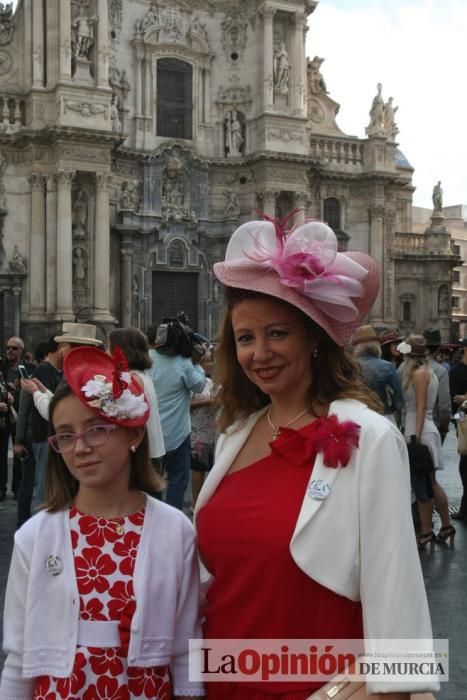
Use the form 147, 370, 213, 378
0, 214, 450, 698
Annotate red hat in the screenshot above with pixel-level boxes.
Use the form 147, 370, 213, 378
63, 346, 149, 428
213, 213, 380, 346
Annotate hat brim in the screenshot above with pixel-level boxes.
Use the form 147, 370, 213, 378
213, 251, 380, 346
380, 336, 404, 346
54, 334, 103, 347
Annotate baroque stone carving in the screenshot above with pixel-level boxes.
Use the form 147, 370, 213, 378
9, 245, 26, 273
111, 93, 122, 133
268, 128, 303, 144
432, 181, 443, 212
135, 3, 185, 43
0, 3, 13, 46
366, 83, 386, 137
119, 181, 138, 211
217, 84, 252, 108
72, 189, 88, 238
72, 1, 97, 59
307, 56, 328, 96
225, 110, 244, 157
221, 11, 248, 55
64, 101, 108, 118
383, 97, 398, 141
73, 246, 87, 283
0, 49, 11, 75
161, 155, 188, 223
109, 0, 122, 29
223, 187, 240, 218
273, 42, 290, 94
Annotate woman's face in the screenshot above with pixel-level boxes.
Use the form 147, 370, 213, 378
231, 297, 314, 399
52, 394, 143, 494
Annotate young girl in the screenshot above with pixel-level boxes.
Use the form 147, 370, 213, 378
0, 346, 204, 700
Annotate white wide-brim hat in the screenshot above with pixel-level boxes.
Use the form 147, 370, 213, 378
54, 322, 103, 347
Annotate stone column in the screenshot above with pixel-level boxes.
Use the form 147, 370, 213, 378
12, 286, 22, 336
135, 52, 143, 116
120, 235, 134, 327
261, 190, 278, 218
369, 205, 385, 321
294, 192, 308, 225
55, 171, 74, 319
46, 175, 57, 315
96, 0, 109, 88
144, 58, 152, 118
28, 174, 46, 317
94, 174, 114, 320
32, 1, 45, 87
59, 0, 72, 81
292, 13, 306, 115
262, 7, 275, 111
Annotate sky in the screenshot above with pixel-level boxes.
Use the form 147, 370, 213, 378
9, 0, 466, 208
306, 0, 467, 208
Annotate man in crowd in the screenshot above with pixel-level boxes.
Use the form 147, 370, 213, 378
423, 327, 451, 443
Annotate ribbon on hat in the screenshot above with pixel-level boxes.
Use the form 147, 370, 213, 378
226, 216, 368, 322
112, 346, 130, 399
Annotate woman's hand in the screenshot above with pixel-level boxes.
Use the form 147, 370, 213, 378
0, 401, 8, 414
21, 378, 46, 395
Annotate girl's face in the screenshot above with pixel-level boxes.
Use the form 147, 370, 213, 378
52, 394, 144, 495
231, 297, 314, 400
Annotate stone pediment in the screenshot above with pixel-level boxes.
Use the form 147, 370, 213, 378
135, 3, 210, 53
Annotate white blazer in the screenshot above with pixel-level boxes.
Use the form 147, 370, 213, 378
195, 399, 439, 694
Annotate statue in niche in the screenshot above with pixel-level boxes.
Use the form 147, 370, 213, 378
73, 247, 86, 282
161, 156, 187, 222
0, 3, 13, 44
274, 42, 290, 94
111, 94, 122, 133
72, 189, 88, 238
307, 56, 328, 95
225, 110, 244, 157
366, 83, 385, 136
72, 0, 97, 59
432, 181, 443, 212
438, 285, 449, 314
383, 97, 398, 140
119, 181, 137, 211
224, 187, 240, 218
9, 245, 26, 273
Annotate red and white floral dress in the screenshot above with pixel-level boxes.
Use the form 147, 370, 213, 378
33, 507, 171, 700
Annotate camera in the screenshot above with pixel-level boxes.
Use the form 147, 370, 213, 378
155, 312, 207, 359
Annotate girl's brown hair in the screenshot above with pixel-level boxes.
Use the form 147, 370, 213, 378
44, 381, 164, 512
215, 290, 382, 432
108, 327, 152, 371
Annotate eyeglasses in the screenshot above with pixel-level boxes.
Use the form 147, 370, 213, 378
48, 424, 116, 454
6, 346, 21, 351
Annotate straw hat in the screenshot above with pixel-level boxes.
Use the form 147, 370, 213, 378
213, 216, 380, 346
54, 322, 103, 347
352, 325, 378, 345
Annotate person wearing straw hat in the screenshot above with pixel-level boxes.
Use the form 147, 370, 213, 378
352, 324, 404, 426
20, 322, 104, 422
194, 214, 438, 699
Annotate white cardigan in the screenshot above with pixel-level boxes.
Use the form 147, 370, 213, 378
195, 399, 440, 695
0, 497, 204, 700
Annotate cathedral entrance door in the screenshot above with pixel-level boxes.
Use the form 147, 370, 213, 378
152, 271, 198, 328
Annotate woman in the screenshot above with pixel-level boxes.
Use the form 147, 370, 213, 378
108, 328, 165, 466
190, 346, 217, 508
379, 328, 404, 367
195, 215, 438, 699
399, 335, 455, 547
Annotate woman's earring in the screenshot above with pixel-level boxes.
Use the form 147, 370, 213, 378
130, 445, 136, 454
312, 348, 318, 359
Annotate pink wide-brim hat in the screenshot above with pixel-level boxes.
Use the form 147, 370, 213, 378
213, 218, 380, 346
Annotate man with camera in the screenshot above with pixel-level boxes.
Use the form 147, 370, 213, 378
148, 315, 206, 511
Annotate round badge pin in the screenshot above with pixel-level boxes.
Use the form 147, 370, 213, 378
308, 479, 330, 501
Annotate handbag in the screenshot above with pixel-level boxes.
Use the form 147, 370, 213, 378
407, 436, 434, 473
456, 415, 467, 455
307, 676, 435, 698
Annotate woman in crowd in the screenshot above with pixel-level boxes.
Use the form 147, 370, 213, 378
190, 345, 217, 508
380, 328, 404, 367
195, 215, 438, 699
0, 347, 204, 699
108, 327, 165, 468
399, 335, 455, 546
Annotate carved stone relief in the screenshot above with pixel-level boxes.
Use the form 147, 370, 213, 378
268, 128, 303, 144
221, 11, 248, 57
135, 3, 188, 43
223, 187, 240, 218
161, 155, 188, 223
119, 180, 138, 211
9, 245, 26, 273
64, 100, 108, 118
225, 110, 244, 157
73, 245, 87, 283
0, 3, 13, 46
0, 49, 11, 75
217, 83, 252, 109
72, 188, 88, 238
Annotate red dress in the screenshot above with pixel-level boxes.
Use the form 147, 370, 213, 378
197, 421, 363, 699
33, 507, 171, 700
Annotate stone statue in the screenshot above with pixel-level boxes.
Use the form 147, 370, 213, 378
72, 0, 97, 59
438, 285, 449, 314
274, 42, 290, 94
9, 245, 26, 273
119, 181, 137, 211
73, 247, 86, 282
0, 2, 13, 42
307, 56, 328, 95
225, 110, 243, 157
224, 187, 240, 218
72, 189, 87, 238
383, 97, 398, 140
366, 83, 385, 137
110, 94, 122, 133
161, 156, 187, 222
432, 181, 443, 212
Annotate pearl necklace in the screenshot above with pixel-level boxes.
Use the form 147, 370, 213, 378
266, 406, 310, 439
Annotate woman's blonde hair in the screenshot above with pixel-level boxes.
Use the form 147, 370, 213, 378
215, 290, 383, 432
44, 381, 164, 512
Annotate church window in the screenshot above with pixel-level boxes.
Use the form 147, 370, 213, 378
323, 197, 341, 231
453, 270, 460, 283
403, 301, 411, 321
452, 296, 460, 309
157, 58, 193, 140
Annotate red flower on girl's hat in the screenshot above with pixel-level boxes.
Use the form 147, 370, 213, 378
313, 414, 360, 468
111, 346, 130, 399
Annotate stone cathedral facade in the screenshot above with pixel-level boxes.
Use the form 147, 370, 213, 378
0, 0, 459, 347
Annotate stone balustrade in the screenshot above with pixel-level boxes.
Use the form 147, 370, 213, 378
393, 233, 426, 253
0, 93, 26, 129
309, 136, 363, 166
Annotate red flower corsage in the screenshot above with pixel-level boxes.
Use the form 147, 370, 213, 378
313, 414, 360, 468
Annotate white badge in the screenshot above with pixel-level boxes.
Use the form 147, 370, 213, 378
45, 554, 62, 576
308, 479, 330, 501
